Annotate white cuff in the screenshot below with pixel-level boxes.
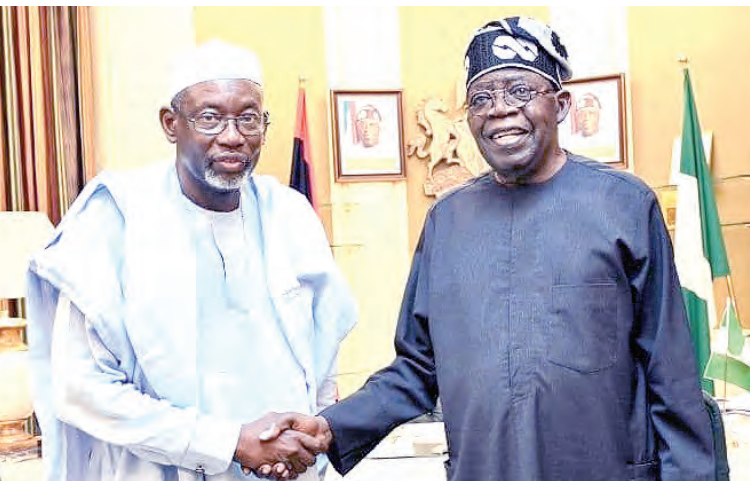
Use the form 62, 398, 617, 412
181, 415, 242, 475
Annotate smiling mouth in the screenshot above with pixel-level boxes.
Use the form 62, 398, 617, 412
487, 128, 529, 146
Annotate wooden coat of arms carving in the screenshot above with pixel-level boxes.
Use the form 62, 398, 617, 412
407, 98, 487, 197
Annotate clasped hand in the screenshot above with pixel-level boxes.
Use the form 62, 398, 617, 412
234, 412, 332, 479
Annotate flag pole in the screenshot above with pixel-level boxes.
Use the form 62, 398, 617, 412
717, 279, 740, 404
684, 44, 743, 331
727, 275, 741, 329
290, 74, 317, 212
724, 276, 740, 401
678, 55, 721, 395
683, 50, 740, 398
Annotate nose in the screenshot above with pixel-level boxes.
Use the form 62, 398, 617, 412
487, 92, 518, 117
216, 119, 245, 146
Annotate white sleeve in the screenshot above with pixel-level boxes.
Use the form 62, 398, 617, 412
51, 294, 241, 475
316, 362, 339, 413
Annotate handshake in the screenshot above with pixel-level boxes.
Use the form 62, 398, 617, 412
234, 412, 333, 479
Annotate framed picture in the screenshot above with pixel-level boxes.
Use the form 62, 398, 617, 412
331, 89, 406, 181
558, 73, 628, 169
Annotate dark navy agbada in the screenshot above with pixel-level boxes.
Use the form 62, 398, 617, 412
321, 155, 715, 481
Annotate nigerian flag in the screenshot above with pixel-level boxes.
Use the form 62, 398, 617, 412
674, 69, 730, 395
705, 299, 750, 392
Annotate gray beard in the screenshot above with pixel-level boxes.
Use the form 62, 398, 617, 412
204, 164, 252, 191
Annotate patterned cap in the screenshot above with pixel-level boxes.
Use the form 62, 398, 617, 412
464, 17, 572, 90
167, 39, 263, 101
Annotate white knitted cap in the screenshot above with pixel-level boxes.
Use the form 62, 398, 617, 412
167, 39, 263, 102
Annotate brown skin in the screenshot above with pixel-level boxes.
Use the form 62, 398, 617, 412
255, 414, 333, 479
235, 413, 325, 479
466, 68, 571, 185
160, 79, 267, 212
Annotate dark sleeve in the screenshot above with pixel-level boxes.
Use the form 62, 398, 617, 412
320, 216, 439, 475
629, 193, 715, 481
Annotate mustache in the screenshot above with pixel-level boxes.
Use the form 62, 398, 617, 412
209, 153, 253, 164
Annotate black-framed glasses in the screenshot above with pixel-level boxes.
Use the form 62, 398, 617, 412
467, 85, 555, 116
182, 111, 269, 137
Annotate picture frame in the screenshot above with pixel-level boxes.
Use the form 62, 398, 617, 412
331, 89, 406, 181
558, 73, 628, 169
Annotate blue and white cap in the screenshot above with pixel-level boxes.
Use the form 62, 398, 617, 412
464, 17, 572, 90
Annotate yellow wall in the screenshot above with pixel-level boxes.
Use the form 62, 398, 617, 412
320, 8, 411, 396
194, 7, 333, 233
630, 7, 750, 325
90, 7, 194, 173
629, 7, 750, 184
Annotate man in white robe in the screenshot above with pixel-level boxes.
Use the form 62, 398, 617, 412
26, 40, 356, 481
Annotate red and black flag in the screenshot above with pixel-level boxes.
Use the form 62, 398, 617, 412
290, 84, 317, 212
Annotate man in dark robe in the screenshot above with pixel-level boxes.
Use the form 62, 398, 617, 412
263, 16, 715, 481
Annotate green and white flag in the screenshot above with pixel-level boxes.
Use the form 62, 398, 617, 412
674, 69, 730, 395
705, 299, 750, 392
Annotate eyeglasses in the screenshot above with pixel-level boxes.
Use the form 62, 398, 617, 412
181, 111, 269, 137
467, 85, 555, 116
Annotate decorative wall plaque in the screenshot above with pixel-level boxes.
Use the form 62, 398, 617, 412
407, 98, 487, 197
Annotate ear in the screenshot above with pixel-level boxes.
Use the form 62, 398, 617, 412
260, 111, 270, 145
554, 90, 572, 124
160, 107, 178, 144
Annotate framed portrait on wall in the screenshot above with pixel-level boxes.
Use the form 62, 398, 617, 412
558, 73, 628, 169
331, 89, 406, 181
